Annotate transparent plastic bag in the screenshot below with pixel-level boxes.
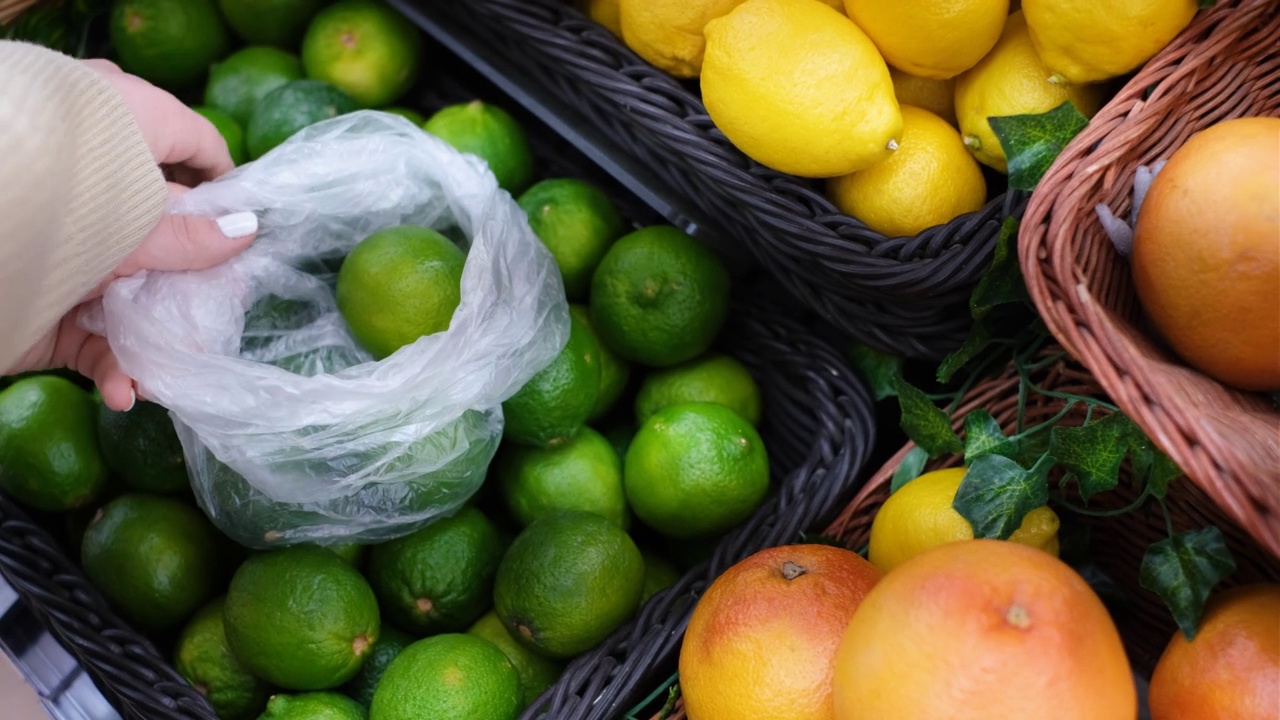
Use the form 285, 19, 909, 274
97, 111, 569, 548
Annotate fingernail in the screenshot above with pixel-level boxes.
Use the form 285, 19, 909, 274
126, 387, 136, 411
216, 212, 257, 238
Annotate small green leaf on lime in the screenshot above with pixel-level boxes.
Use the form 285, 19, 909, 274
889, 446, 930, 493
893, 376, 962, 457
1139, 526, 1236, 640
990, 102, 1091, 191
1048, 412, 1131, 501
848, 343, 903, 402
953, 453, 1051, 540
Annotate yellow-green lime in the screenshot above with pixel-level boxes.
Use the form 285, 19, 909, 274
335, 225, 467, 359
365, 506, 504, 635
219, 0, 327, 49
204, 46, 305, 126
302, 0, 425, 107
247, 79, 359, 159
502, 311, 601, 448
0, 375, 107, 511
467, 611, 564, 707
224, 546, 380, 690
174, 597, 271, 720
493, 511, 644, 659
495, 426, 628, 529
81, 493, 218, 631
110, 0, 229, 89
369, 634, 522, 720
324, 542, 366, 569
589, 226, 730, 367
260, 692, 367, 720
342, 625, 414, 708
193, 107, 249, 167
640, 549, 681, 603
382, 107, 426, 125
634, 352, 761, 426
517, 179, 626, 300
624, 402, 769, 538
569, 304, 630, 421
424, 101, 534, 193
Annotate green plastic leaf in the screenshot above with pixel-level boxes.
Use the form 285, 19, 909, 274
1197, 0, 1217, 8
969, 217, 1028, 318
990, 102, 1092, 191
953, 453, 1052, 540
894, 376, 963, 457
962, 409, 1016, 462
848, 343, 903, 401
937, 318, 994, 384
1140, 527, 1236, 640
1128, 432, 1182, 499
1048, 412, 1133, 501
890, 446, 930, 493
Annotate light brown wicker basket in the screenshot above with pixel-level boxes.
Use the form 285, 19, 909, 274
0, 0, 41, 26
1018, 0, 1280, 557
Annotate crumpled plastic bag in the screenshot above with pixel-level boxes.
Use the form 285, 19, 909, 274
95, 111, 569, 548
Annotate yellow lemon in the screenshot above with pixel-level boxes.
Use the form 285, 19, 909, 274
578, 0, 622, 36
619, 0, 746, 78
815, 0, 845, 12
702, 0, 902, 178
827, 106, 986, 237
954, 11, 1104, 172
889, 68, 957, 126
844, 0, 1009, 79
867, 466, 1061, 573
1023, 0, 1198, 84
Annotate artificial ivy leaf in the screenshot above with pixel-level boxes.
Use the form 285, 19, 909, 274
969, 217, 1028, 318
990, 101, 1091, 191
848, 343, 903, 401
1128, 432, 1182, 499
963, 409, 1016, 462
937, 317, 994, 384
1197, 0, 1217, 8
1048, 412, 1132, 501
1139, 527, 1236, 640
894, 375, 962, 457
890, 446, 930, 493
953, 453, 1051, 540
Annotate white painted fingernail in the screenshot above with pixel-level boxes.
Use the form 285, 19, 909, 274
216, 212, 257, 238
126, 387, 136, 411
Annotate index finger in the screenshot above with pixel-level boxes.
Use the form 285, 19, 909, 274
158, 98, 237, 180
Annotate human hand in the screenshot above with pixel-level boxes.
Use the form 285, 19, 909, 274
7, 60, 258, 410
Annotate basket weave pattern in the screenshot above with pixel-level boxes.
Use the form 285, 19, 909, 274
1018, 0, 1280, 556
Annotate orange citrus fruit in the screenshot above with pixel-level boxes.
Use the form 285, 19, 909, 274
1132, 116, 1280, 391
831, 539, 1136, 720
678, 544, 882, 720
1148, 583, 1280, 720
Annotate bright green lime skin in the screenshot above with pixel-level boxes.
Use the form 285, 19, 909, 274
365, 506, 505, 636
501, 312, 601, 448
589, 226, 731, 367
342, 625, 413, 708
98, 398, 189, 494
247, 79, 359, 159
517, 179, 626, 300
204, 46, 305, 126
467, 611, 563, 708
193, 106, 249, 166
219, 0, 327, 49
110, 0, 230, 89
495, 426, 629, 529
369, 634, 522, 720
260, 692, 368, 720
568, 305, 631, 421
174, 597, 272, 720
634, 353, 762, 426
301, 0, 425, 108
81, 493, 218, 631
0, 376, 107, 511
424, 101, 534, 193
224, 546, 380, 691
382, 107, 426, 125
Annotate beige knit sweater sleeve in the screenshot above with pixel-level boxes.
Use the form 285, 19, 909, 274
0, 41, 168, 374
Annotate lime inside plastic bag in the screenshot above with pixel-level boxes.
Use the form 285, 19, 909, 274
96, 111, 569, 548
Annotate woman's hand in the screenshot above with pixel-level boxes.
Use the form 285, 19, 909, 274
7, 60, 258, 410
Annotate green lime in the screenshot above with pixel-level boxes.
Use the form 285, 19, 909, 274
110, 0, 229, 89
569, 304, 630, 421
325, 542, 366, 569
382, 107, 426, 125
97, 398, 188, 494
467, 611, 562, 708
261, 692, 367, 720
174, 597, 271, 720
370, 634, 521, 720
502, 311, 600, 448
219, 0, 326, 48
0, 376, 107, 511
635, 353, 761, 426
493, 511, 644, 659
424, 101, 534, 193
603, 424, 635, 461
495, 426, 628, 529
590, 226, 730, 367
640, 549, 681, 603
204, 46, 305, 126
247, 79, 359, 159
366, 506, 504, 635
81, 493, 218, 631
301, 0, 424, 108
224, 546, 380, 690
342, 625, 414, 708
193, 106, 248, 166
335, 225, 466, 359
624, 402, 769, 538
518, 179, 626, 300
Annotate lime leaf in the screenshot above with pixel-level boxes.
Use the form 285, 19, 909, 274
990, 102, 1091, 191
937, 318, 994, 384
962, 409, 1016, 461
1128, 433, 1182, 499
953, 453, 1051, 540
1139, 527, 1236, 640
1048, 412, 1132, 501
969, 217, 1028, 318
849, 343, 903, 401
894, 376, 962, 457
890, 446, 930, 493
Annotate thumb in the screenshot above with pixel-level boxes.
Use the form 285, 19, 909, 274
118, 183, 257, 276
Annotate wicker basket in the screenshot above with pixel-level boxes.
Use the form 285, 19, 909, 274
1018, 0, 1280, 557
393, 0, 1028, 359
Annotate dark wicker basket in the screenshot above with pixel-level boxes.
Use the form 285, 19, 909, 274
391, 0, 1028, 359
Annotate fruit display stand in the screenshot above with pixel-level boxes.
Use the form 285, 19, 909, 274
1018, 0, 1280, 557
387, 0, 1026, 360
